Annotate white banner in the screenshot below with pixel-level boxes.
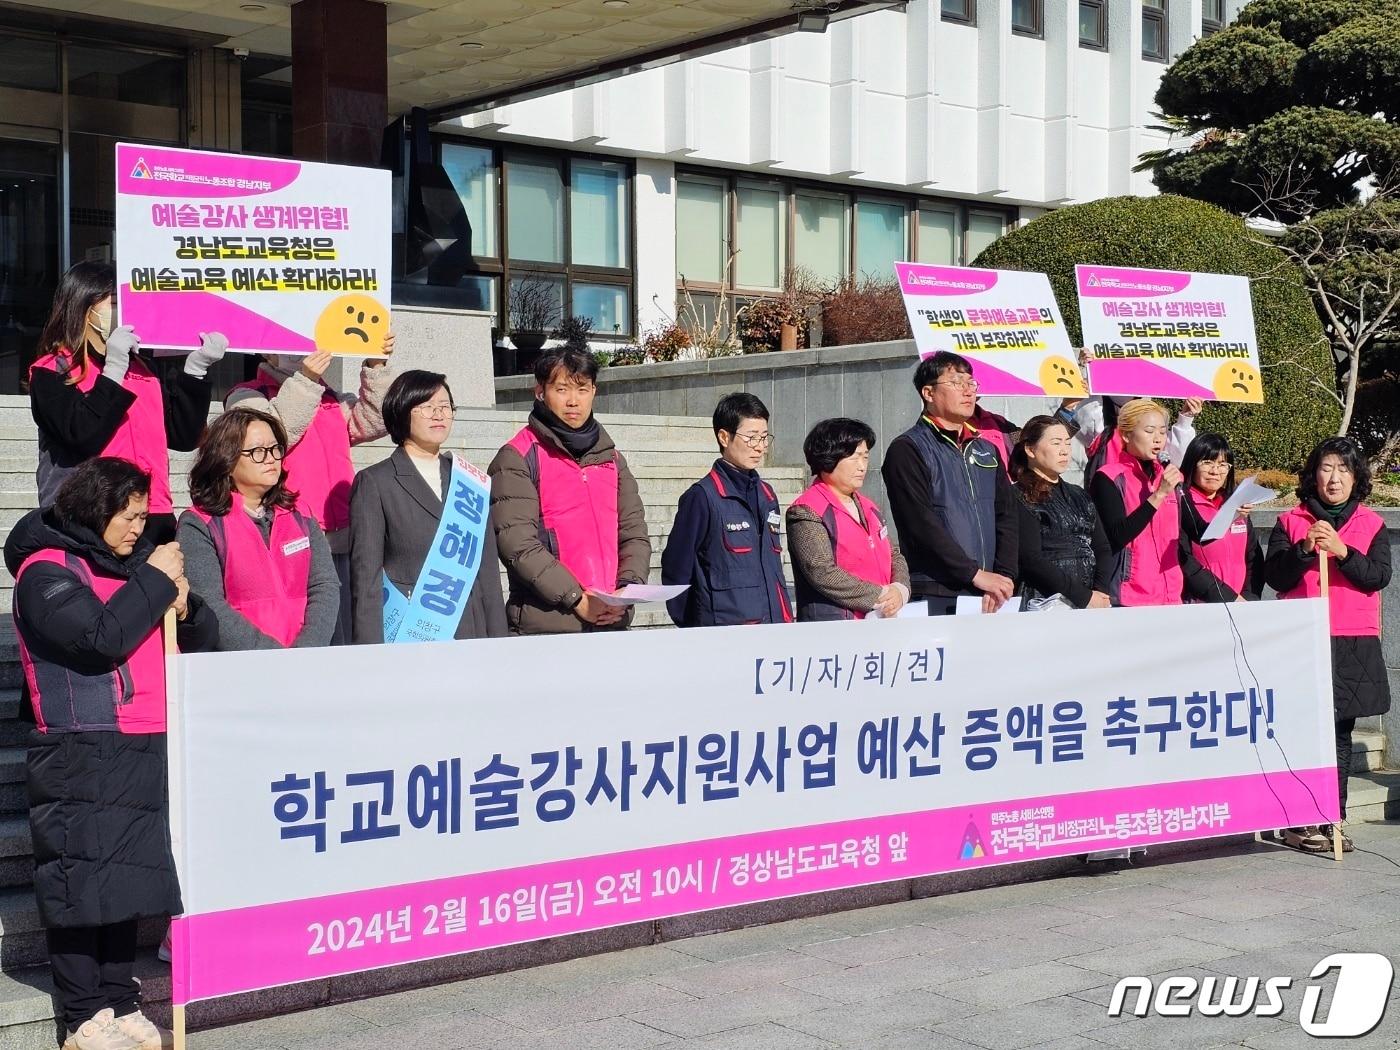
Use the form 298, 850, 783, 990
170, 601, 1336, 1004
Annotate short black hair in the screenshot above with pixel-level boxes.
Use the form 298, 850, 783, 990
1298, 436, 1372, 503
383, 369, 453, 445
534, 346, 599, 388
54, 457, 151, 539
1181, 432, 1237, 500
913, 351, 972, 393
713, 392, 770, 439
803, 417, 877, 476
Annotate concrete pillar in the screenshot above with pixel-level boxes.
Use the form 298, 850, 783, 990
291, 0, 388, 166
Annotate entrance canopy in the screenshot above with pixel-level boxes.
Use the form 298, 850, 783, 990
4, 0, 902, 118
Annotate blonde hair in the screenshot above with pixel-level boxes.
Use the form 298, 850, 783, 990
1115, 398, 1168, 437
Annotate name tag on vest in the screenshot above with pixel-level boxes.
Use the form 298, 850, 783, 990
282, 536, 311, 557
767, 510, 782, 533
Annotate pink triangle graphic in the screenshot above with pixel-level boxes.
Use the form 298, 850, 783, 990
1088, 358, 1215, 400
119, 285, 317, 353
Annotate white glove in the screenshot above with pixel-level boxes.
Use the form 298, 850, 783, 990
184, 331, 228, 379
101, 325, 138, 383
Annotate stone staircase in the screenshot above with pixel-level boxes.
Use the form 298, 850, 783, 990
0, 397, 809, 1046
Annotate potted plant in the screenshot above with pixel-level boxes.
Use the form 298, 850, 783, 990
551, 314, 595, 355
509, 274, 562, 372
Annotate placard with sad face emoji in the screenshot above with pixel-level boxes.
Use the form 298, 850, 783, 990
1212, 361, 1263, 403
314, 294, 391, 356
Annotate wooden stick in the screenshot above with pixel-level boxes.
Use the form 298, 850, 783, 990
164, 608, 189, 1047
1317, 553, 1346, 863
173, 1003, 186, 1050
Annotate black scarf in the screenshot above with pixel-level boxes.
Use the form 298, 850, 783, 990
532, 400, 600, 460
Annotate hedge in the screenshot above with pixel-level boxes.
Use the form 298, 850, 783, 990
973, 194, 1340, 470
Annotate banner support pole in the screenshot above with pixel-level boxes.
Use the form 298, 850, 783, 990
1317, 553, 1345, 864
164, 608, 189, 1049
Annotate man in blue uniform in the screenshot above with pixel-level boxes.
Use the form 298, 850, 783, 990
662, 393, 793, 627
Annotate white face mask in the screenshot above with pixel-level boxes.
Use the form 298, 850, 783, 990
88, 302, 114, 341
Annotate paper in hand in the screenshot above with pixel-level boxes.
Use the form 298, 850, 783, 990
1200, 478, 1276, 543
588, 584, 689, 607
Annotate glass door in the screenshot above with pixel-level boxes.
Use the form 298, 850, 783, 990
0, 137, 59, 392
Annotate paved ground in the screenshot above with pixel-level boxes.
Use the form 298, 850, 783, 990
190, 823, 1400, 1050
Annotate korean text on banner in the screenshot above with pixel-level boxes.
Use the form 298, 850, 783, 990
894, 263, 1085, 397
114, 142, 391, 356
1077, 264, 1263, 403
383, 456, 491, 644
169, 600, 1336, 1006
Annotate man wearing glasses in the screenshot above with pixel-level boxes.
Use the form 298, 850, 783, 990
881, 352, 1019, 615
661, 393, 794, 628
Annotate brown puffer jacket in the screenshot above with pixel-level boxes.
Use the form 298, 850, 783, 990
488, 415, 651, 635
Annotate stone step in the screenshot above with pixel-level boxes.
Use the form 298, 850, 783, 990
0, 816, 31, 890
1351, 729, 1386, 774
1345, 770, 1400, 822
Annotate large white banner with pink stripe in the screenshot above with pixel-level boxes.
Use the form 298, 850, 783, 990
168, 600, 1337, 1005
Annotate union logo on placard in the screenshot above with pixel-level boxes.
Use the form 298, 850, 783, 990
131, 158, 153, 179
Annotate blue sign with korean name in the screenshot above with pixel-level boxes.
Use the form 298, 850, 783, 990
382, 455, 491, 644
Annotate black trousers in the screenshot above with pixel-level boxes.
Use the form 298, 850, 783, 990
47, 921, 140, 1031
1336, 717, 1357, 820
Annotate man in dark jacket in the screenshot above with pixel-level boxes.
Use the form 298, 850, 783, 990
489, 348, 651, 635
881, 352, 1018, 615
662, 393, 793, 627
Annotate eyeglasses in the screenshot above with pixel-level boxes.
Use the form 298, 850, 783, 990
240, 444, 284, 464
734, 432, 774, 450
413, 402, 454, 418
936, 377, 980, 392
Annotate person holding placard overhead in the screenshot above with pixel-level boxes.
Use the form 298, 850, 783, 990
350, 370, 506, 644
1088, 398, 1185, 607
223, 335, 395, 643
787, 418, 910, 621
489, 347, 651, 635
178, 408, 340, 651
28, 261, 227, 545
1265, 437, 1392, 854
1177, 433, 1263, 603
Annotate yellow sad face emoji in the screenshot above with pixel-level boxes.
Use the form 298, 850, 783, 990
1212, 361, 1263, 402
1038, 354, 1087, 396
314, 295, 389, 355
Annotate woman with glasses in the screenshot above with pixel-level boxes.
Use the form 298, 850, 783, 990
350, 370, 507, 643
178, 407, 340, 651
1178, 432, 1263, 603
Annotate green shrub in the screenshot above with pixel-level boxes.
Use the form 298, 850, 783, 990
973, 194, 1340, 470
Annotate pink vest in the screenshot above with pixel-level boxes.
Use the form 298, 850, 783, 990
31, 350, 173, 513
507, 427, 620, 593
1099, 457, 1183, 607
971, 407, 1013, 478
15, 548, 168, 734
792, 483, 894, 620
1188, 486, 1248, 598
235, 374, 353, 532
190, 506, 311, 647
1278, 504, 1385, 637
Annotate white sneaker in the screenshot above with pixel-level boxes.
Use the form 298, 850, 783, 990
112, 1009, 172, 1050
62, 1008, 141, 1050
157, 929, 171, 963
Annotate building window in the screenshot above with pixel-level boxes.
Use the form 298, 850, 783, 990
793, 191, 848, 286
941, 0, 976, 24
1079, 0, 1107, 48
1143, 0, 1168, 60
675, 175, 728, 286
1202, 0, 1224, 34
735, 182, 786, 291
571, 159, 628, 269
917, 206, 960, 265
1012, 0, 1043, 36
506, 157, 565, 264
966, 211, 1007, 263
442, 142, 498, 258
854, 199, 909, 281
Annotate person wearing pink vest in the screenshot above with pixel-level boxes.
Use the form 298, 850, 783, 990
177, 408, 339, 652
224, 338, 394, 643
4, 458, 216, 1050
1177, 433, 1263, 603
1265, 437, 1392, 854
970, 402, 1019, 478
787, 418, 910, 621
28, 262, 226, 545
1088, 398, 1185, 606
489, 348, 651, 635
